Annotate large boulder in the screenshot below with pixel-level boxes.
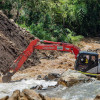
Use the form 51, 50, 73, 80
0, 96, 9, 100
8, 90, 20, 100
22, 89, 42, 100
0, 89, 63, 100
41, 96, 63, 100
58, 69, 90, 87
18, 92, 28, 100
23, 89, 63, 100
43, 73, 61, 81
94, 94, 100, 100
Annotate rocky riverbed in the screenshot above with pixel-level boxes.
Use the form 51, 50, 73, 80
0, 69, 100, 100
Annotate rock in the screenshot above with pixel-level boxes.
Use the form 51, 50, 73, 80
39, 94, 63, 100
44, 97, 63, 100
8, 90, 20, 100
30, 85, 43, 90
0, 96, 9, 100
96, 75, 100, 80
36, 85, 43, 90
58, 69, 90, 87
37, 75, 42, 80
18, 92, 28, 100
22, 89, 42, 100
43, 73, 61, 81
0, 89, 63, 100
94, 94, 100, 100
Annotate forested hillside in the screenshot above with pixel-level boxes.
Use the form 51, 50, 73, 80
0, 0, 100, 42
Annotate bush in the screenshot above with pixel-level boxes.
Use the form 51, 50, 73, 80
19, 22, 83, 44
1, 0, 100, 37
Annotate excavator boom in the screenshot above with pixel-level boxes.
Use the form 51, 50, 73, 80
2, 39, 80, 82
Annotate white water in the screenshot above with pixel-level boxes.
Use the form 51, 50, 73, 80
0, 79, 57, 98
0, 78, 100, 100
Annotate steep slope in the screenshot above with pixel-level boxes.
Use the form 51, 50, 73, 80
0, 11, 40, 74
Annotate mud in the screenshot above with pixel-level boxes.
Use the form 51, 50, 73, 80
0, 11, 40, 74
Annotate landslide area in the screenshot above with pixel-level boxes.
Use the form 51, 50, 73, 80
0, 11, 40, 74
0, 10, 100, 82
11, 37, 100, 81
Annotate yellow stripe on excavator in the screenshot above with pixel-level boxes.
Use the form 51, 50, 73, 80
78, 71, 100, 77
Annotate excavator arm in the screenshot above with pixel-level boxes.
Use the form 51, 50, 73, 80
2, 39, 80, 82
35, 40, 80, 58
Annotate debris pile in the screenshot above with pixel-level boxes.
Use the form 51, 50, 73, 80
0, 11, 40, 74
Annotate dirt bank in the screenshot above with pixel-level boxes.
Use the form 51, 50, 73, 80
0, 11, 40, 74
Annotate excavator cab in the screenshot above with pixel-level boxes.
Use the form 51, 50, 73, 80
75, 51, 99, 75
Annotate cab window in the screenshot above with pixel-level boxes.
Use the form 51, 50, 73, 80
90, 56, 96, 67
79, 55, 89, 65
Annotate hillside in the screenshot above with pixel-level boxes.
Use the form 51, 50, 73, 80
0, 11, 39, 74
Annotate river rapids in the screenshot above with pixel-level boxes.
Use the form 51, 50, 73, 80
0, 78, 100, 100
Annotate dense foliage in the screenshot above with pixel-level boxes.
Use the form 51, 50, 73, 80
0, 0, 100, 42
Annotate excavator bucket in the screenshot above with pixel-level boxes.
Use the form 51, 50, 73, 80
2, 73, 12, 83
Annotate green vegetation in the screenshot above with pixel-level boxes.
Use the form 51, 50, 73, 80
0, 0, 100, 43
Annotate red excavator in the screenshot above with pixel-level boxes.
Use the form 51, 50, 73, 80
2, 39, 100, 82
